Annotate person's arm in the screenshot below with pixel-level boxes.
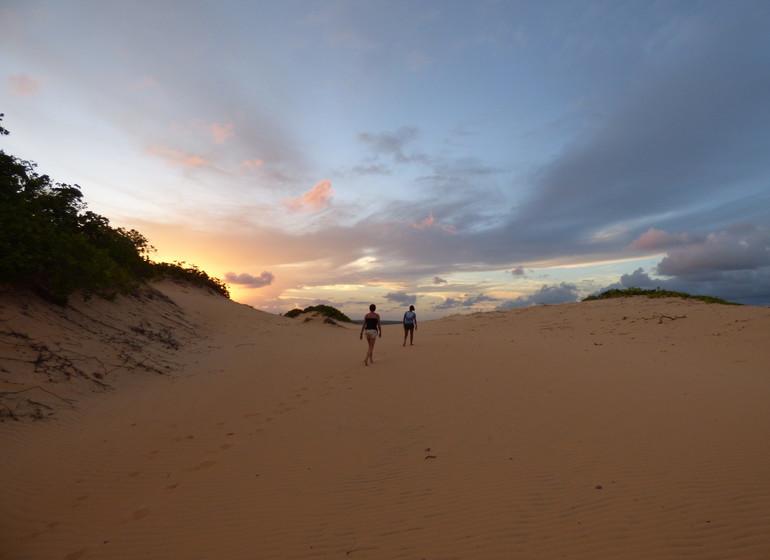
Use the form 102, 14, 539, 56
377, 315, 382, 337
414, 314, 417, 329
360, 316, 365, 338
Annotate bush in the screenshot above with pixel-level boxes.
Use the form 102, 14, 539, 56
582, 287, 739, 305
0, 114, 229, 304
284, 304, 352, 322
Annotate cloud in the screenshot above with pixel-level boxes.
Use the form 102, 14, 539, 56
7, 73, 42, 96
240, 159, 264, 170
511, 266, 526, 277
434, 293, 498, 310
130, 75, 161, 91
411, 213, 456, 233
147, 145, 205, 167
283, 180, 334, 213
497, 283, 580, 309
497, 7, 770, 262
384, 291, 417, 305
655, 224, 770, 277
211, 122, 235, 144
433, 276, 447, 284
630, 228, 694, 251
357, 126, 428, 164
225, 271, 275, 288
405, 49, 431, 71
592, 264, 770, 306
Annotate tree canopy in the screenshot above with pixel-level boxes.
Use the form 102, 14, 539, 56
0, 114, 229, 304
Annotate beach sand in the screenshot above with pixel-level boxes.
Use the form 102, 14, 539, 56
2, 282, 770, 559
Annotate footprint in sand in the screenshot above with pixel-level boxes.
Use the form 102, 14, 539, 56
63, 548, 89, 560
183, 460, 217, 472
71, 495, 90, 508
164, 482, 180, 493
132, 507, 152, 520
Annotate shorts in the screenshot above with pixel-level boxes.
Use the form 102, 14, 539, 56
403, 323, 414, 331
364, 329, 379, 339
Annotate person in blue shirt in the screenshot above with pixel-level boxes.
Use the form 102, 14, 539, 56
402, 305, 417, 346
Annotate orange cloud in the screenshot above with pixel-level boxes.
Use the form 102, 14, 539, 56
240, 158, 264, 170
411, 213, 456, 233
147, 145, 205, 167
412, 213, 436, 229
211, 122, 235, 144
7, 73, 42, 96
631, 228, 690, 251
283, 180, 333, 213
130, 75, 159, 90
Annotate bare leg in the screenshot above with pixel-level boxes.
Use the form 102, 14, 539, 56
409, 329, 414, 345
403, 329, 407, 347
365, 337, 377, 365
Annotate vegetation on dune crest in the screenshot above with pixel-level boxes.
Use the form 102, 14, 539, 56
582, 287, 740, 305
284, 304, 352, 322
0, 114, 229, 304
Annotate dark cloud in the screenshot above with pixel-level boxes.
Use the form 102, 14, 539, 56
511, 266, 526, 277
497, 283, 580, 309
357, 127, 428, 164
593, 260, 770, 306
384, 291, 417, 305
655, 225, 770, 277
470, 5, 770, 265
225, 271, 274, 288
432, 276, 447, 284
434, 293, 498, 310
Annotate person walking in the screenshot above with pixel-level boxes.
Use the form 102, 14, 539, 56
359, 304, 382, 366
403, 305, 417, 346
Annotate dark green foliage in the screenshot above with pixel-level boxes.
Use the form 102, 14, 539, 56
284, 304, 352, 322
150, 261, 229, 298
582, 287, 740, 305
0, 115, 228, 304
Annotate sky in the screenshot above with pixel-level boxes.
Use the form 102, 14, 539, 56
2, 0, 770, 320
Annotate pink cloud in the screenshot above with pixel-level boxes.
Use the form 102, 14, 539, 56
130, 75, 159, 90
412, 214, 437, 229
211, 122, 235, 144
630, 228, 691, 250
283, 180, 334, 213
240, 158, 264, 170
147, 145, 205, 167
7, 73, 42, 96
411, 213, 456, 233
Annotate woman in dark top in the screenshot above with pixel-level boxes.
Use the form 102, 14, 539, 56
359, 303, 382, 366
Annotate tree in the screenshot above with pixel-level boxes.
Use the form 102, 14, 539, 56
0, 114, 229, 303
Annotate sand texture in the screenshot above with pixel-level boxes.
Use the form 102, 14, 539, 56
2, 282, 770, 559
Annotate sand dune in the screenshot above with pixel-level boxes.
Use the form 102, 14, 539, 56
2, 283, 770, 559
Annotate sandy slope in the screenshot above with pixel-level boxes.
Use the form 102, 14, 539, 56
2, 284, 770, 559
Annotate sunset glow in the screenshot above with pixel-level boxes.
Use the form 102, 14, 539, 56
2, 1, 769, 319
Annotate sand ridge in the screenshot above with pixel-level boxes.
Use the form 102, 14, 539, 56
2, 285, 770, 559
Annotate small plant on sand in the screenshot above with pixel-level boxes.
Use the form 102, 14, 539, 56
284, 304, 352, 322
582, 287, 740, 305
